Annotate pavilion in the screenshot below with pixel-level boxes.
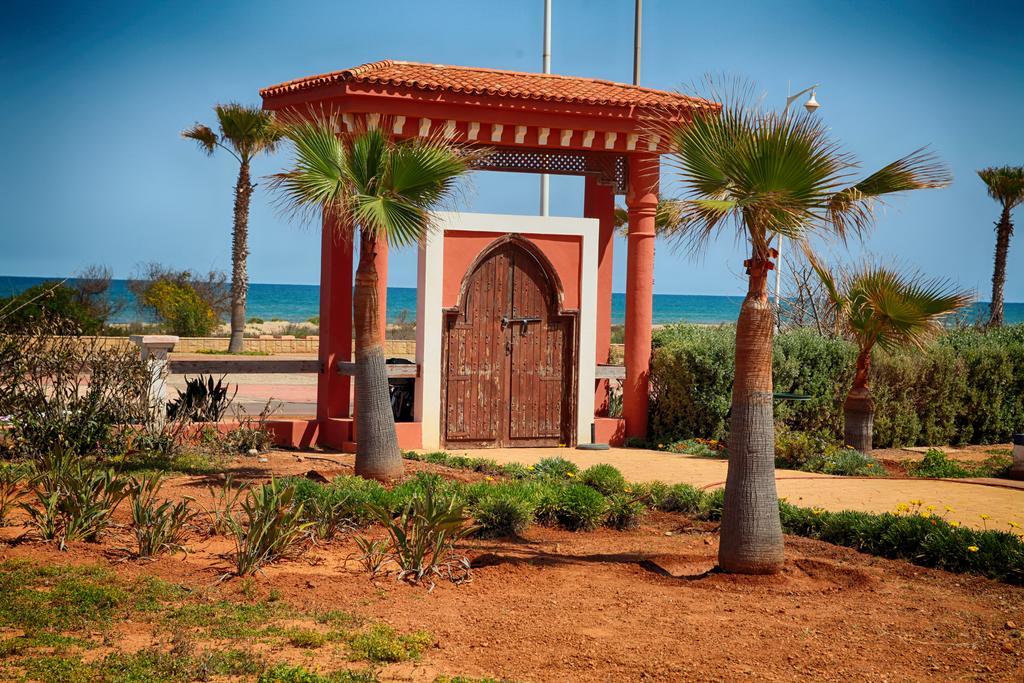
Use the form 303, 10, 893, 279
260, 60, 716, 450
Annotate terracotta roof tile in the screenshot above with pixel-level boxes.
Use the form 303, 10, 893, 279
260, 60, 715, 111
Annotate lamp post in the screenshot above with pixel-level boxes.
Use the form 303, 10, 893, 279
774, 84, 822, 307
539, 0, 552, 216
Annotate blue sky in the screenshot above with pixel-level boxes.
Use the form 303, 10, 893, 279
2, 0, 1022, 301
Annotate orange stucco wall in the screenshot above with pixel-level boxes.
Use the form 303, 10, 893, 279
442, 230, 582, 310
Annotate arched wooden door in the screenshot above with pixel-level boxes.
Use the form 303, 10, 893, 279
443, 238, 576, 448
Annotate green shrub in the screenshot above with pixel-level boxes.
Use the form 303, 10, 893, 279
532, 481, 564, 525
531, 457, 580, 479
907, 449, 972, 478
578, 464, 627, 495
778, 501, 1024, 584
649, 323, 1024, 447
22, 448, 132, 547
472, 483, 535, 537
227, 479, 312, 575
346, 623, 431, 663
0, 282, 105, 334
370, 480, 474, 584
774, 429, 832, 469
801, 448, 884, 477
129, 472, 196, 557
656, 483, 706, 515
604, 494, 645, 530
555, 484, 607, 531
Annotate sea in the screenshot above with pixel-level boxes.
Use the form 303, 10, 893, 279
2, 275, 1022, 326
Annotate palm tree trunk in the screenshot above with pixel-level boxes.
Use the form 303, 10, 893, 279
352, 230, 403, 481
988, 205, 1013, 328
844, 347, 874, 453
229, 159, 253, 353
719, 257, 784, 575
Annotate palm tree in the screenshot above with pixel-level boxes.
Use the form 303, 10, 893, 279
270, 115, 473, 481
661, 95, 950, 574
808, 256, 971, 452
977, 167, 1024, 327
183, 104, 281, 353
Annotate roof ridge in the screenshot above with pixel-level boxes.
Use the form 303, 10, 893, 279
260, 60, 718, 110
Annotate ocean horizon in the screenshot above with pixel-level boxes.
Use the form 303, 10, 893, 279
2, 275, 1022, 327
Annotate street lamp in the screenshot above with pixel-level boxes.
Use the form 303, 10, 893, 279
775, 84, 822, 308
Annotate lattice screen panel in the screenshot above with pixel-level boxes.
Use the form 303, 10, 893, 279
471, 146, 627, 193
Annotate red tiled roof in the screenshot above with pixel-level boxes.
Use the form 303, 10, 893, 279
260, 60, 716, 111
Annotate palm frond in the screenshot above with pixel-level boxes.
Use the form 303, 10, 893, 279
215, 103, 281, 160
818, 262, 972, 352
181, 124, 218, 155
659, 84, 949, 260
268, 113, 351, 229
977, 166, 1024, 210
828, 149, 952, 238
269, 111, 472, 247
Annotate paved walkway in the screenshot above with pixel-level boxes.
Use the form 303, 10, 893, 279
435, 446, 1024, 535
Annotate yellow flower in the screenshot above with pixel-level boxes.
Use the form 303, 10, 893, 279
566, 472, 575, 478
967, 546, 979, 553
925, 505, 935, 512
909, 499, 923, 506
527, 465, 535, 471
895, 503, 910, 513
484, 476, 494, 481
1008, 521, 1020, 529
980, 514, 990, 520
950, 521, 961, 528
944, 506, 954, 513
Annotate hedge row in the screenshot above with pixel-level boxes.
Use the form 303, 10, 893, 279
400, 453, 1024, 585
648, 324, 1024, 448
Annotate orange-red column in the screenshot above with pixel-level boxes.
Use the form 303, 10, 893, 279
374, 237, 388, 345
317, 213, 353, 423
584, 176, 616, 414
623, 154, 659, 439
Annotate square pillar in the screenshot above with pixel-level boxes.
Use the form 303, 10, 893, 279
317, 213, 353, 423
373, 236, 389, 344
623, 154, 659, 440
584, 176, 616, 414
130, 334, 179, 427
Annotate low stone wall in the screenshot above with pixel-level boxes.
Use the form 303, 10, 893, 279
83, 336, 417, 356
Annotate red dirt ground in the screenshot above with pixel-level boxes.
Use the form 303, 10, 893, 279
2, 452, 1023, 682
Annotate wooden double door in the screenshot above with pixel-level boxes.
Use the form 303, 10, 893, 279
443, 239, 576, 448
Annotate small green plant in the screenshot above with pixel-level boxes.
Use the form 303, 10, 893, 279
655, 483, 706, 514
369, 481, 474, 585
286, 628, 328, 649
225, 401, 279, 454
531, 457, 579, 479
907, 449, 972, 478
346, 623, 431, 663
21, 448, 131, 548
774, 429, 832, 469
167, 375, 236, 422
578, 464, 627, 495
471, 484, 535, 537
532, 481, 564, 526
352, 536, 391, 578
258, 663, 378, 682
226, 479, 312, 576
129, 472, 196, 558
202, 475, 246, 535
604, 494, 645, 530
802, 448, 884, 477
0, 463, 27, 526
555, 484, 607, 531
